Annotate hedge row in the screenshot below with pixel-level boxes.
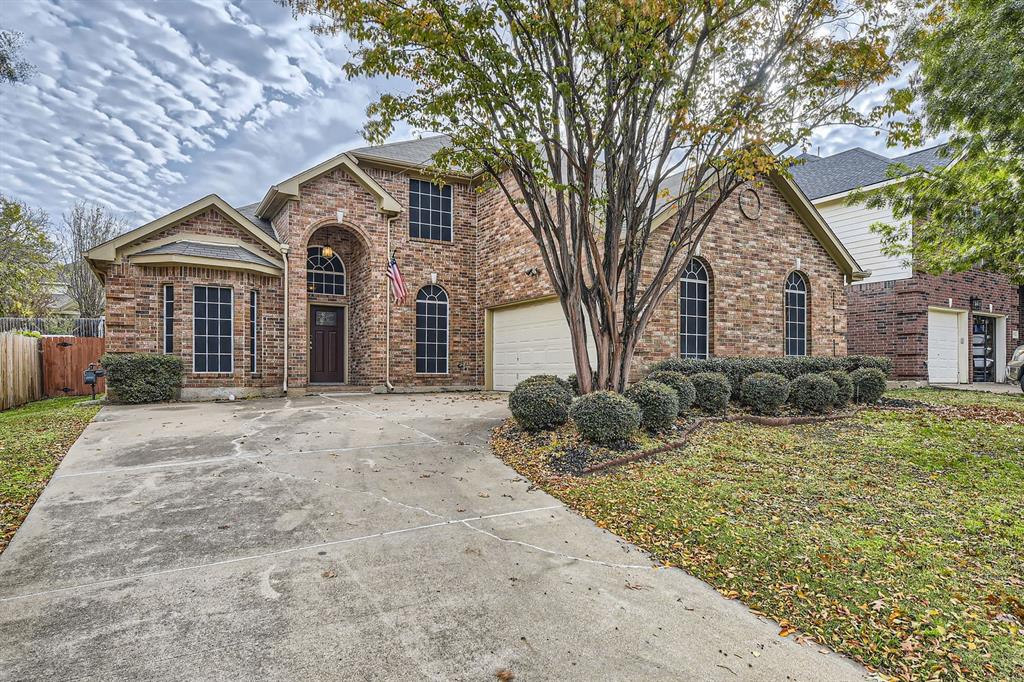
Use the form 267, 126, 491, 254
647, 355, 892, 398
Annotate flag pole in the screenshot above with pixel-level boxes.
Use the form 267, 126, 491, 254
384, 219, 396, 392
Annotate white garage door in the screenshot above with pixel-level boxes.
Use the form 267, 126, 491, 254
927, 310, 960, 383
491, 299, 595, 391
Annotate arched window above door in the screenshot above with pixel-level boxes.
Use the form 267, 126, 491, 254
307, 246, 346, 295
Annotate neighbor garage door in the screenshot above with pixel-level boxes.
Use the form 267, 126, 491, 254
490, 298, 595, 391
927, 309, 961, 383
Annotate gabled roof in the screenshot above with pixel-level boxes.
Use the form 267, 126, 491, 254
789, 144, 948, 200
84, 194, 283, 281
254, 152, 402, 219
349, 135, 454, 168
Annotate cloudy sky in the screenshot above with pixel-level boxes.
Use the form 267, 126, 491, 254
1, 0, 920, 229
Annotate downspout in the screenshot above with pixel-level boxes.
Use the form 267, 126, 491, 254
385, 216, 396, 392
281, 243, 290, 394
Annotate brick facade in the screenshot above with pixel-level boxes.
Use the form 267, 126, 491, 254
101, 162, 855, 395
848, 270, 1020, 381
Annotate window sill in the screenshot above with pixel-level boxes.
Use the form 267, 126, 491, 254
408, 237, 454, 246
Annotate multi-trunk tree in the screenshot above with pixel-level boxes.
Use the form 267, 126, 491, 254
55, 201, 126, 318
286, 0, 901, 392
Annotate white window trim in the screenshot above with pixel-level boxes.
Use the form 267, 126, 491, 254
415, 285, 450, 375
193, 285, 234, 374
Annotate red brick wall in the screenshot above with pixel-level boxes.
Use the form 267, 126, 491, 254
104, 208, 284, 392
475, 178, 849, 377
281, 166, 480, 389
848, 269, 1020, 381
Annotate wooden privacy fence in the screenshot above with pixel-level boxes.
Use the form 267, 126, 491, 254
41, 336, 106, 397
1, 333, 43, 411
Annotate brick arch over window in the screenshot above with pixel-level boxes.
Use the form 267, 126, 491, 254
415, 284, 449, 374
679, 257, 714, 358
784, 270, 810, 356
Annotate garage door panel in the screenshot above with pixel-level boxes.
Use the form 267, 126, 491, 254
491, 300, 596, 391
927, 310, 960, 383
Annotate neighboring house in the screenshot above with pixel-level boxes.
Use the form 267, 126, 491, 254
791, 146, 1022, 385
85, 136, 864, 399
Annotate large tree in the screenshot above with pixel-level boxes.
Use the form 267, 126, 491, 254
0, 27, 34, 85
287, 0, 900, 392
55, 201, 127, 318
0, 195, 53, 317
867, 0, 1023, 281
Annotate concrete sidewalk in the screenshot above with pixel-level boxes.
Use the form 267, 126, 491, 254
0, 393, 869, 681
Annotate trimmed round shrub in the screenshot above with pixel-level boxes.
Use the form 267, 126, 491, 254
101, 353, 183, 404
645, 370, 696, 412
740, 372, 790, 415
690, 372, 731, 414
565, 373, 580, 396
788, 373, 838, 414
822, 370, 853, 407
850, 367, 887, 404
570, 390, 641, 444
508, 382, 572, 431
516, 374, 573, 395
625, 381, 679, 432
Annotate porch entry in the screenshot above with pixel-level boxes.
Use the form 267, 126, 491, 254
310, 305, 345, 383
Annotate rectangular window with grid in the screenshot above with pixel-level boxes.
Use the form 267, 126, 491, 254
408, 178, 453, 241
162, 284, 174, 354
415, 285, 449, 374
250, 290, 258, 374
679, 278, 708, 359
193, 285, 233, 373
785, 289, 807, 356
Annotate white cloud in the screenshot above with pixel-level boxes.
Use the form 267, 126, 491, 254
0, 0, 371, 226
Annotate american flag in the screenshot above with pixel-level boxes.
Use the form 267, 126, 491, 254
386, 252, 407, 305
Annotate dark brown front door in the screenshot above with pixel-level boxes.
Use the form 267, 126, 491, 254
310, 306, 344, 383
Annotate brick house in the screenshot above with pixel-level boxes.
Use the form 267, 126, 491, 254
791, 146, 1022, 384
86, 136, 865, 399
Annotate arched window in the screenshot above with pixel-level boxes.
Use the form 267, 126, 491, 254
307, 246, 345, 295
784, 272, 809, 356
416, 285, 448, 374
679, 258, 710, 359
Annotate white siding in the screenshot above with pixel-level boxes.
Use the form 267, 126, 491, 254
815, 198, 912, 284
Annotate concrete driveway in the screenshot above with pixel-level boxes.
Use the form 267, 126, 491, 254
0, 393, 868, 681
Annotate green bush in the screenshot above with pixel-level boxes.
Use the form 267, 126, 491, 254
788, 373, 837, 414
565, 373, 580, 396
625, 381, 679, 432
508, 381, 572, 431
823, 370, 853, 407
690, 372, 731, 414
647, 355, 893, 397
570, 391, 641, 444
740, 372, 790, 415
850, 367, 887, 404
517, 374, 574, 395
101, 353, 183, 404
645, 370, 696, 413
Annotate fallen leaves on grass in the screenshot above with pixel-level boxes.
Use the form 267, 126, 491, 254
492, 390, 1024, 681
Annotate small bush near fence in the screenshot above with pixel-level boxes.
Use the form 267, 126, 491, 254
101, 353, 183, 404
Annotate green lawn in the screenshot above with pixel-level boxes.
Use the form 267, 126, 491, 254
0, 397, 101, 552
493, 388, 1024, 681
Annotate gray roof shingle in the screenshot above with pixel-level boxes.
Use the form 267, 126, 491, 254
349, 135, 453, 167
134, 241, 279, 268
235, 202, 277, 240
789, 144, 948, 200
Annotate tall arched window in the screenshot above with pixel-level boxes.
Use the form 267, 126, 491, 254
784, 271, 809, 356
679, 258, 710, 359
307, 246, 345, 295
416, 285, 449, 374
